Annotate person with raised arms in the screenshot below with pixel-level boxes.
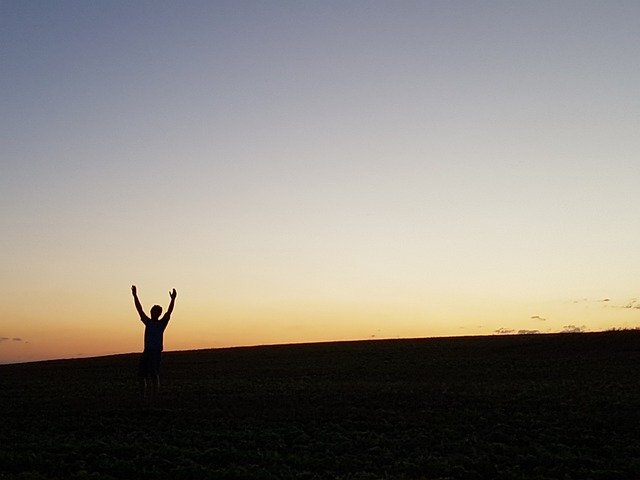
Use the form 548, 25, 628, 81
131, 285, 177, 402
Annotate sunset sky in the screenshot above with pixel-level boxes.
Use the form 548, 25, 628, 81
3, 1, 640, 363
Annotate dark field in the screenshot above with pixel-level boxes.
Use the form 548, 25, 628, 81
2, 332, 640, 479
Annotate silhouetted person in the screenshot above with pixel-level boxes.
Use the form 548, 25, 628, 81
131, 285, 177, 402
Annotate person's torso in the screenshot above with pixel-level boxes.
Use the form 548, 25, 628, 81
144, 320, 167, 351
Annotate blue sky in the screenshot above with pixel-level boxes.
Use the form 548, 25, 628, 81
2, 1, 640, 362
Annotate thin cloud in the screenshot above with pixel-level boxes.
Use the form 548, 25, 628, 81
0, 336, 25, 344
572, 297, 640, 310
495, 328, 514, 335
618, 299, 640, 310
595, 298, 640, 310
495, 328, 540, 335
530, 315, 546, 321
562, 325, 587, 333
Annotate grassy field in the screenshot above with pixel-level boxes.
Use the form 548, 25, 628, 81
2, 331, 640, 479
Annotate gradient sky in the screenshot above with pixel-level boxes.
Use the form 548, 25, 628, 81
2, 1, 640, 363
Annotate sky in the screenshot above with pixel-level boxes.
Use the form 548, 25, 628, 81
2, 1, 640, 363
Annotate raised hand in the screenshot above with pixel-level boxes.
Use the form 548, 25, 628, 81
131, 285, 137, 296
170, 288, 177, 300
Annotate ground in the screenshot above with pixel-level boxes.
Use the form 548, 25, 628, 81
2, 331, 640, 479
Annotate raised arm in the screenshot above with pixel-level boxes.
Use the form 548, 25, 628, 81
131, 285, 146, 319
165, 288, 177, 317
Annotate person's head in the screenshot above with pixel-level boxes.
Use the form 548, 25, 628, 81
150, 305, 163, 320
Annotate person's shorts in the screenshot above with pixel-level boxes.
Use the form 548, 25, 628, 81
138, 350, 162, 378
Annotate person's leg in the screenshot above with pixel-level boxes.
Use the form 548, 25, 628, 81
146, 351, 161, 403
138, 376, 147, 399
150, 374, 160, 397
152, 351, 161, 396
138, 352, 149, 400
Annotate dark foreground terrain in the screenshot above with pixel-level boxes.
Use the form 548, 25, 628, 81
2, 332, 640, 479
